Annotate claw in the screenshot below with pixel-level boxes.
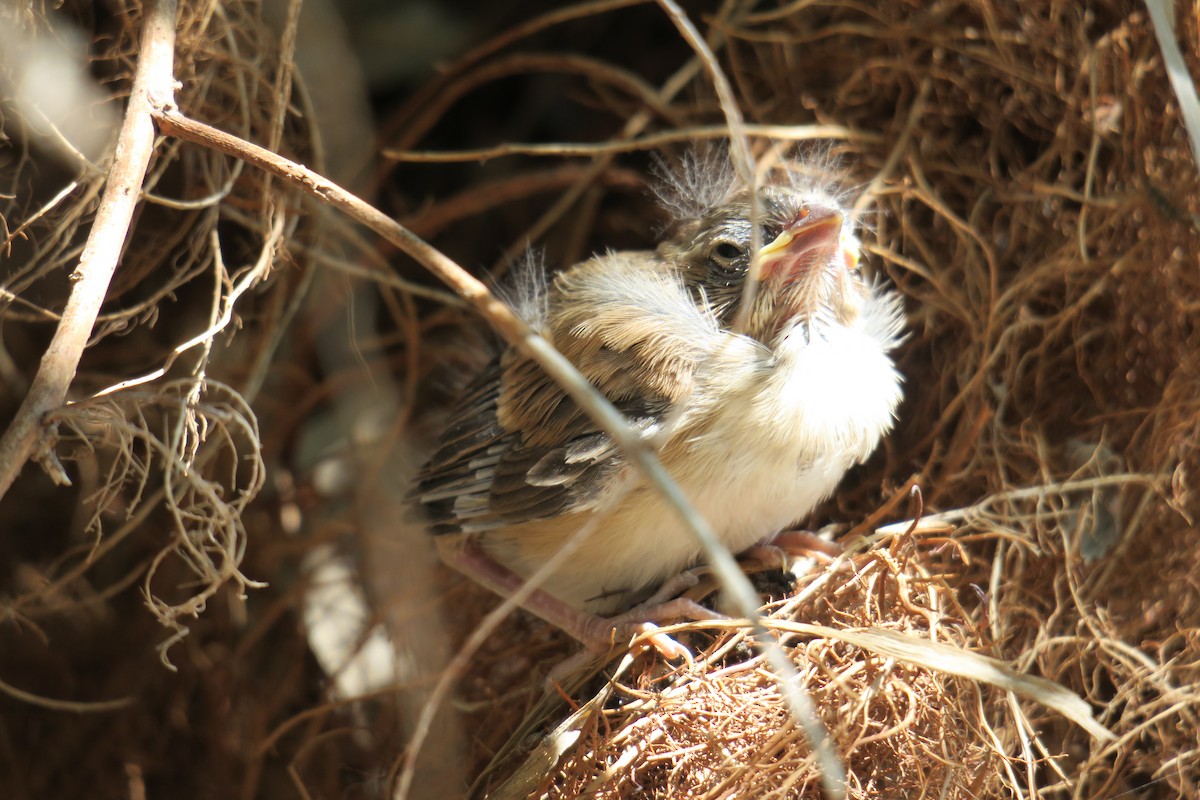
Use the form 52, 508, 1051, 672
634, 622, 694, 664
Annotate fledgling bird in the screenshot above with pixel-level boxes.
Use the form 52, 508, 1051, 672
412, 152, 905, 650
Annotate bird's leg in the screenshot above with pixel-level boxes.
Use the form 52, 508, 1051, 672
437, 537, 718, 659
769, 529, 843, 557
739, 529, 843, 571
632, 569, 705, 608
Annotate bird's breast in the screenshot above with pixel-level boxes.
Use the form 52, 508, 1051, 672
485, 319, 902, 614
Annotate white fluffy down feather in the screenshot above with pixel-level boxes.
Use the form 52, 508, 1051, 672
413, 155, 905, 623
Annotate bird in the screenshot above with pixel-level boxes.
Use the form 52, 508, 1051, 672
410, 151, 905, 651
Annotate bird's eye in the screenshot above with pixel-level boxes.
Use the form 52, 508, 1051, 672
710, 241, 745, 265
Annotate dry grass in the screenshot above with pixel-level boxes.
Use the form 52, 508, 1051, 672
1, 0, 1199, 798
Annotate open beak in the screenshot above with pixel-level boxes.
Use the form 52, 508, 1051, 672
752, 207, 857, 282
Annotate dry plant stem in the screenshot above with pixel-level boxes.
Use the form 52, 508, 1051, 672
651, 618, 1114, 743
0, 673, 132, 713
380, 0, 650, 155
874, 474, 1164, 536
403, 165, 644, 238
89, 215, 283, 398
843, 475, 921, 542
0, 0, 178, 502
493, 64, 702, 271
487, 1, 739, 272
654, 0, 763, 335
656, 1, 845, 796
1144, 0, 1200, 169
852, 78, 931, 219
384, 124, 878, 162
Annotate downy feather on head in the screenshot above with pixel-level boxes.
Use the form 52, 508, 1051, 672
492, 247, 551, 329
650, 142, 856, 228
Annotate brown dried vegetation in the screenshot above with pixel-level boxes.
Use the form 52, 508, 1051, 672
1, 1, 1198, 798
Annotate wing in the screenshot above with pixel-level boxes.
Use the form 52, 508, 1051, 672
411, 251, 739, 534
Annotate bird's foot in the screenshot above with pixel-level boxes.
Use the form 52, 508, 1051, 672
437, 536, 721, 663
546, 595, 723, 687
748, 529, 843, 565
581, 595, 724, 661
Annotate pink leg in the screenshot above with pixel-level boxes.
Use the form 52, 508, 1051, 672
760, 529, 842, 558
437, 537, 720, 658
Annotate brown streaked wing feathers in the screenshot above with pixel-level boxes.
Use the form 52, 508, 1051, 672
412, 252, 728, 534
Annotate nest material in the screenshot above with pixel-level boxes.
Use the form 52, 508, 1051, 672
1, 0, 1198, 798
531, 542, 1006, 800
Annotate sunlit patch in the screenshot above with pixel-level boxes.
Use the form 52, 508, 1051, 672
841, 242, 860, 272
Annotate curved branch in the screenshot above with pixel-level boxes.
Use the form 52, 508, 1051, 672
0, 0, 179, 500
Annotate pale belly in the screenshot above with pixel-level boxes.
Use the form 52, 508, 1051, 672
482, 320, 902, 613
483, 420, 880, 614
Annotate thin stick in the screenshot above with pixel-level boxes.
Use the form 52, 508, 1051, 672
654, 0, 764, 336
655, 2, 844, 797
0, 0, 179, 501
384, 123, 880, 162
0, 673, 132, 713
1144, 0, 1200, 170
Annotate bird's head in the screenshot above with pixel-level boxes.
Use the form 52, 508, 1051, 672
657, 183, 865, 346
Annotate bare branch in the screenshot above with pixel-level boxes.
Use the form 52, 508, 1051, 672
0, 0, 180, 500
